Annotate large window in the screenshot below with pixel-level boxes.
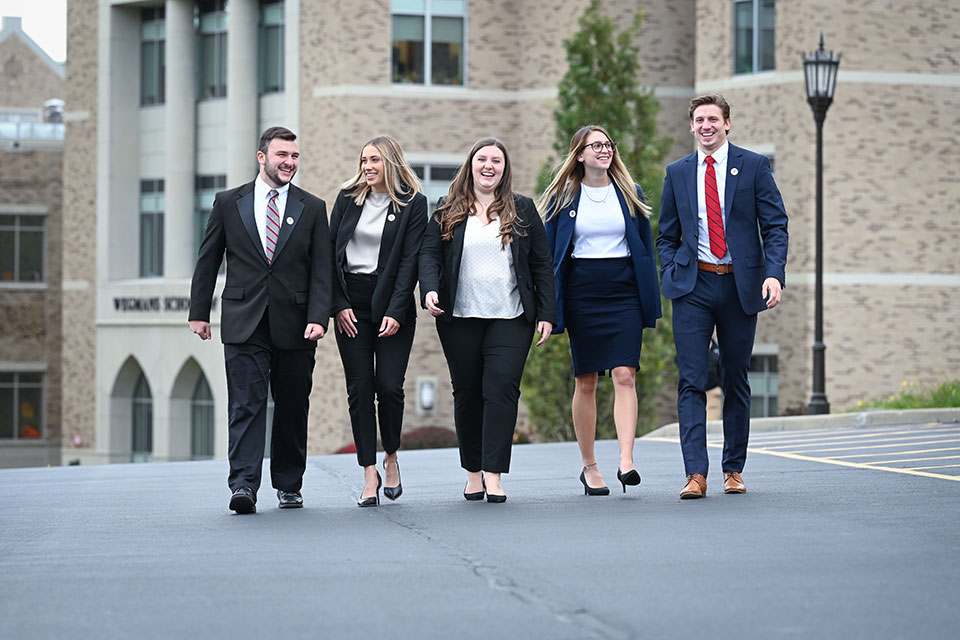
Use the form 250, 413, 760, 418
0, 214, 45, 283
132, 373, 153, 462
140, 179, 165, 278
141, 7, 165, 105
392, 0, 465, 86
259, 0, 284, 94
195, 174, 227, 259
411, 163, 459, 212
198, 0, 228, 100
0, 372, 43, 439
191, 376, 214, 460
734, 0, 775, 74
749, 353, 778, 418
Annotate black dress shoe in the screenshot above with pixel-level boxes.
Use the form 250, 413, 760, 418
277, 490, 303, 509
383, 459, 402, 501
463, 477, 485, 501
486, 492, 507, 503
358, 471, 381, 507
229, 487, 256, 514
617, 468, 641, 493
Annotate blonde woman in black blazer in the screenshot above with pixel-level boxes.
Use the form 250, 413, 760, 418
419, 137, 556, 503
330, 135, 427, 506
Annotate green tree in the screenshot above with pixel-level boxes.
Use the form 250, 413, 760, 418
522, 0, 675, 442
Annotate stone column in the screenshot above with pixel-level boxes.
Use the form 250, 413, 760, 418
227, 0, 259, 186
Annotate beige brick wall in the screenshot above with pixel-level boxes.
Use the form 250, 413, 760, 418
0, 35, 63, 108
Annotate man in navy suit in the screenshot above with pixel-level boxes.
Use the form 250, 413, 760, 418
189, 127, 331, 513
657, 94, 788, 499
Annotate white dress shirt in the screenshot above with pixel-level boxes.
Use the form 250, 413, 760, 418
696, 141, 731, 264
571, 183, 631, 259
254, 177, 290, 256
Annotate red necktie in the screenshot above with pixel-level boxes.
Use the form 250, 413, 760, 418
265, 189, 280, 262
704, 156, 726, 259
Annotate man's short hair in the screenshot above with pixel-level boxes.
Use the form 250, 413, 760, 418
689, 93, 731, 121
258, 126, 297, 154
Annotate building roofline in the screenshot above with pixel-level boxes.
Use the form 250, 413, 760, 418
0, 16, 65, 80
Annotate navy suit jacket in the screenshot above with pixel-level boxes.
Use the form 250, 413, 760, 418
545, 183, 662, 333
656, 144, 788, 315
329, 189, 427, 325
189, 180, 332, 349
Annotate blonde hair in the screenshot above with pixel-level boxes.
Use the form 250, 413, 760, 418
435, 137, 524, 249
339, 135, 422, 208
538, 125, 651, 221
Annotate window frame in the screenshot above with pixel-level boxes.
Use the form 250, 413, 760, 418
410, 161, 460, 213
733, 0, 775, 75
140, 6, 166, 106
0, 371, 45, 440
391, 0, 468, 87
191, 375, 215, 460
140, 179, 165, 278
0, 212, 46, 284
259, 0, 285, 94
197, 0, 229, 101
749, 349, 779, 418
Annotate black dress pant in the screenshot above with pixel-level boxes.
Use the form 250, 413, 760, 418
224, 311, 315, 493
436, 315, 535, 473
335, 273, 416, 467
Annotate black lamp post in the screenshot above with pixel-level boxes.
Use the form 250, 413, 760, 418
803, 34, 840, 415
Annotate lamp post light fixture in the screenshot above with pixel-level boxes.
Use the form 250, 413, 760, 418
803, 34, 840, 415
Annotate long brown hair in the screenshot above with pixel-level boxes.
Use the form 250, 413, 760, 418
435, 137, 523, 249
339, 135, 422, 209
537, 125, 650, 221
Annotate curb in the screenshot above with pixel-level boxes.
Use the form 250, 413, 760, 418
643, 407, 960, 439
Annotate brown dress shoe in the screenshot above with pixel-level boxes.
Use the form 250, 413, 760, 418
723, 471, 746, 494
680, 473, 707, 499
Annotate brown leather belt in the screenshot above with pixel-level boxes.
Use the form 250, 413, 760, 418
698, 261, 734, 274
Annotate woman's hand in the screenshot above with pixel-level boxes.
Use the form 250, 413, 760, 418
336, 308, 358, 337
379, 316, 400, 337
535, 321, 553, 346
425, 291, 444, 317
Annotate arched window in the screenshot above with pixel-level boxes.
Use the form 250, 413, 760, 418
131, 373, 153, 462
191, 375, 214, 459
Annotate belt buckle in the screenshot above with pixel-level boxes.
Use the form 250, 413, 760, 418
714, 263, 723, 274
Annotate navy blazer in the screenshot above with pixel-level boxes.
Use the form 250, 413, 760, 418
656, 143, 788, 315
189, 180, 332, 349
544, 183, 662, 333
329, 189, 427, 325
418, 194, 557, 326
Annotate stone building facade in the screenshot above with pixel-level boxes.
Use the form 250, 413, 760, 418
56, 0, 959, 466
0, 17, 64, 467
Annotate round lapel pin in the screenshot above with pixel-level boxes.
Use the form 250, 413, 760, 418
730, 168, 739, 176
387, 213, 396, 222
286, 217, 294, 225
569, 210, 576, 217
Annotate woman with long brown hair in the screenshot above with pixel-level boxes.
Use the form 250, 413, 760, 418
539, 125, 661, 495
419, 137, 556, 503
330, 135, 427, 506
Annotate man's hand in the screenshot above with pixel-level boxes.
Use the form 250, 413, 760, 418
535, 321, 553, 346
379, 316, 400, 338
190, 320, 212, 340
762, 277, 782, 309
304, 323, 326, 340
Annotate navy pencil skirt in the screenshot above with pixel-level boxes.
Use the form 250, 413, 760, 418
565, 257, 644, 376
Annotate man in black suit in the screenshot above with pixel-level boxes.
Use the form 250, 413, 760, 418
189, 126, 331, 514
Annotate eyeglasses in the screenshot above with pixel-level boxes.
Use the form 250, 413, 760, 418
582, 141, 616, 153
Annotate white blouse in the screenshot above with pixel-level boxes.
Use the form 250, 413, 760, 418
453, 215, 523, 319
346, 192, 391, 274
571, 184, 631, 259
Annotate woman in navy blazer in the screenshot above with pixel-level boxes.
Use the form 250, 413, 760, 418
540, 125, 661, 495
330, 135, 427, 506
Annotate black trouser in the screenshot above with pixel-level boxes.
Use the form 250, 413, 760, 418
224, 310, 315, 494
436, 315, 534, 473
335, 273, 417, 467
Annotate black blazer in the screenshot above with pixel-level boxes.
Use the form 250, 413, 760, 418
189, 180, 332, 350
418, 194, 557, 326
329, 189, 428, 324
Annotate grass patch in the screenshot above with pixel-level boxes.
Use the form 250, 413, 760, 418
855, 379, 960, 410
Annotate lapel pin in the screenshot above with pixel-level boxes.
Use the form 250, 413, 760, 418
730, 168, 739, 176
286, 217, 294, 225
387, 213, 396, 222
569, 210, 576, 217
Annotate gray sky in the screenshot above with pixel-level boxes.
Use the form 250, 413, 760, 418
1, 0, 67, 63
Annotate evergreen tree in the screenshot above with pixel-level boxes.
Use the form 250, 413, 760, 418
522, 0, 674, 442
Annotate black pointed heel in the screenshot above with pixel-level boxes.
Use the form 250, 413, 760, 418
486, 492, 507, 503
383, 458, 402, 501
358, 471, 381, 507
617, 468, 641, 493
464, 477, 485, 501
580, 464, 610, 496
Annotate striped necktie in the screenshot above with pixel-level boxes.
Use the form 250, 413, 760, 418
704, 156, 726, 258
265, 189, 280, 262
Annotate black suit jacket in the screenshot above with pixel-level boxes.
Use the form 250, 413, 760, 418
329, 189, 428, 324
189, 180, 332, 350
418, 194, 557, 326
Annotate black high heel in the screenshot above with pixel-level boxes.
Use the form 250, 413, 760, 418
464, 477, 485, 501
486, 491, 507, 503
383, 458, 402, 501
357, 471, 381, 507
580, 462, 610, 496
617, 468, 641, 493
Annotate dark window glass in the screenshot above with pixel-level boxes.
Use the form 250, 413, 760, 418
191, 376, 215, 459
132, 373, 153, 462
